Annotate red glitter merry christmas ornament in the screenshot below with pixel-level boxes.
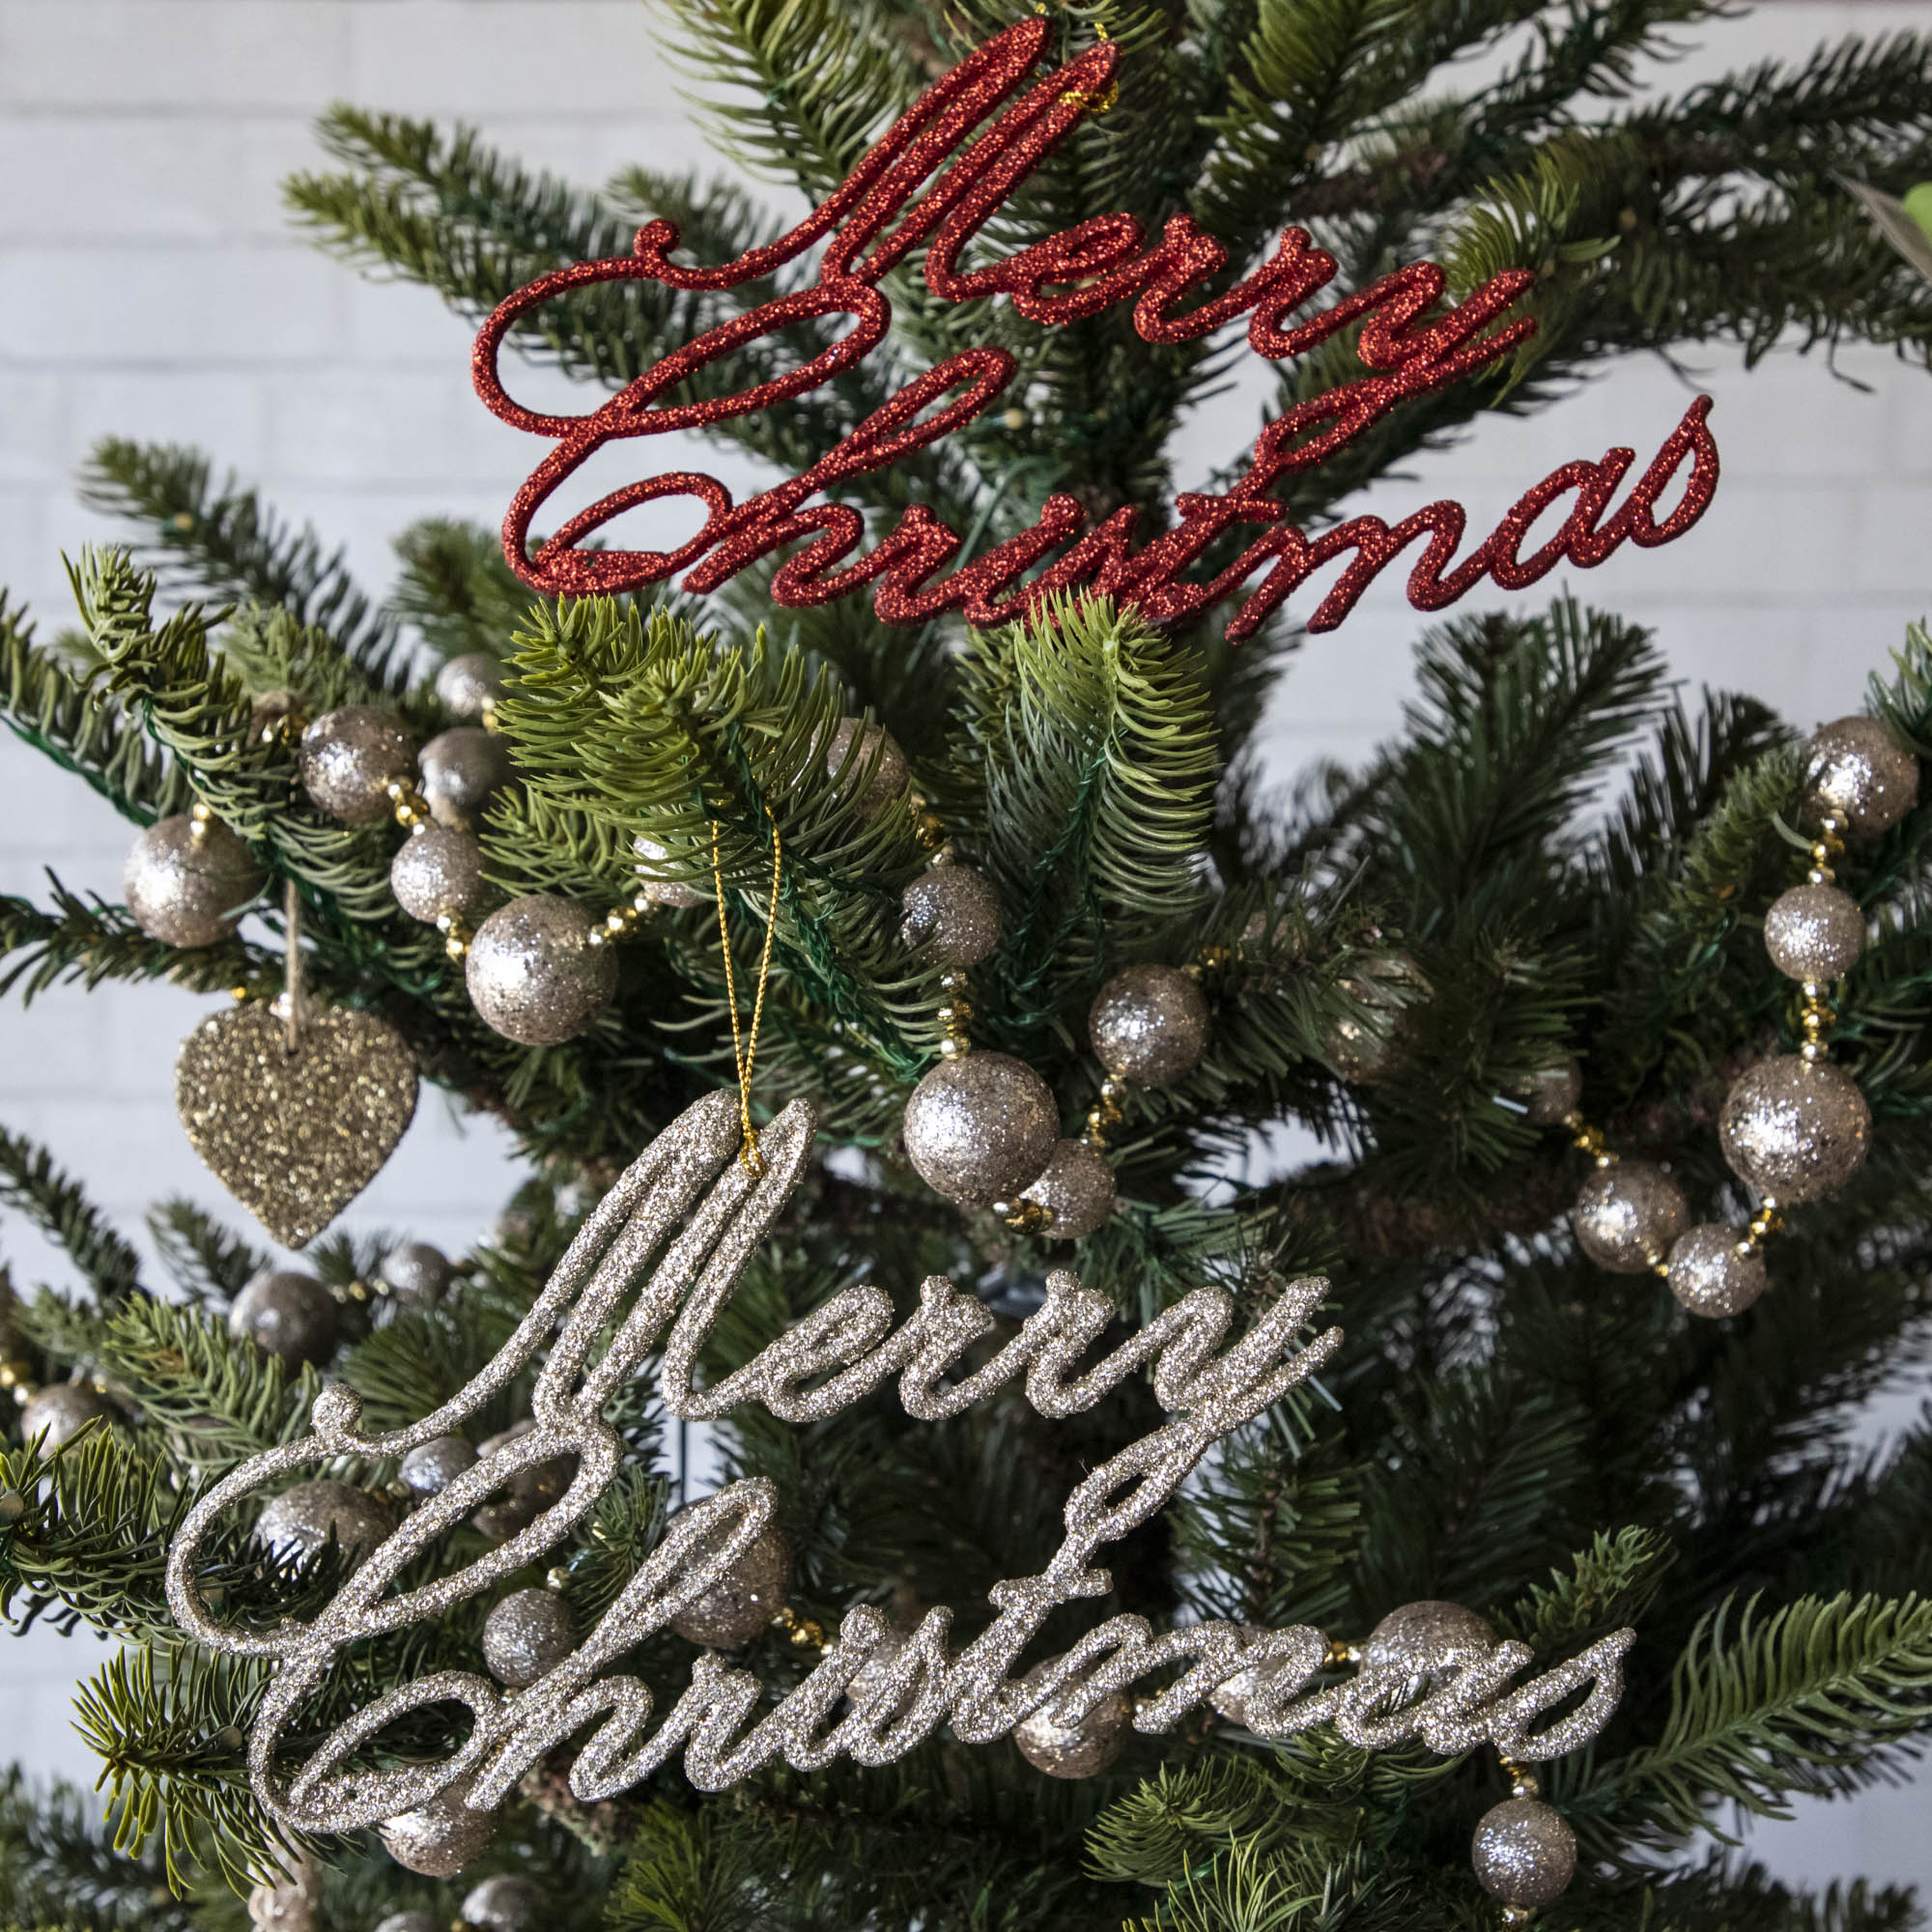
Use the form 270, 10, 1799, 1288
472, 17, 1717, 637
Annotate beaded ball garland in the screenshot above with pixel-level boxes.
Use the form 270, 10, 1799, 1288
1553, 713, 1914, 1318
164, 1089, 1634, 1835
471, 18, 1719, 639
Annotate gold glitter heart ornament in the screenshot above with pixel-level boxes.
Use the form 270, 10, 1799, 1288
175, 1003, 418, 1247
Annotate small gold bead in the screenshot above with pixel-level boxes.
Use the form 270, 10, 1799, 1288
1324, 1639, 1360, 1667
939, 1036, 969, 1059
1800, 1038, 1829, 1062
1806, 867, 1833, 888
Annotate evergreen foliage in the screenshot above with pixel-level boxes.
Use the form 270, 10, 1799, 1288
3, 3, 1932, 1930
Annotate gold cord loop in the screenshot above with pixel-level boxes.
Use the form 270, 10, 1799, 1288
710, 813, 783, 1173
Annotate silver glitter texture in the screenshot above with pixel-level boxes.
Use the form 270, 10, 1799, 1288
902, 1051, 1058, 1206
634, 834, 705, 910
1571, 1160, 1688, 1273
1519, 1058, 1582, 1126
1719, 1054, 1872, 1203
826, 718, 909, 820
399, 1435, 478, 1499
229, 1271, 338, 1368
383, 1241, 454, 1303
466, 895, 617, 1045
1324, 952, 1428, 1085
392, 825, 488, 923
1764, 883, 1865, 982
19, 1381, 107, 1449
125, 814, 264, 948
1666, 1223, 1768, 1319
482, 1587, 575, 1687
162, 1093, 1626, 1831
1012, 1664, 1129, 1778
1362, 1601, 1496, 1688
1089, 965, 1208, 1087
176, 1004, 419, 1248
253, 1481, 394, 1570
378, 1776, 497, 1876
461, 1876, 545, 1932
420, 728, 513, 830
669, 1523, 792, 1647
299, 707, 418, 824
1016, 1138, 1117, 1238
436, 654, 507, 723
1471, 1798, 1577, 1907
1804, 715, 1919, 834
900, 865, 1003, 967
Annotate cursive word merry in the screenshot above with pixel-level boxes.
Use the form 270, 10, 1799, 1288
473, 17, 1718, 640
165, 1093, 1632, 1827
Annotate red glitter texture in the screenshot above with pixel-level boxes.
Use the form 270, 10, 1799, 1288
472, 17, 1718, 636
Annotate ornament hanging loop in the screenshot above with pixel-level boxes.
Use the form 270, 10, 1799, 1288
710, 811, 783, 1175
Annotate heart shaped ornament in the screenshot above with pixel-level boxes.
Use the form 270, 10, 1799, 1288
175, 1003, 419, 1247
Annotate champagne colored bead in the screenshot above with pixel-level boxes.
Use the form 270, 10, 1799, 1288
1361, 1600, 1495, 1687
391, 823, 488, 923
480, 1586, 574, 1688
1016, 1137, 1117, 1238
299, 706, 418, 823
634, 833, 705, 909
901, 864, 1003, 967
1804, 715, 1919, 833
902, 1052, 1058, 1206
1324, 952, 1429, 1084
1719, 1054, 1872, 1203
1665, 1224, 1769, 1318
461, 1877, 546, 1932
228, 1270, 338, 1368
419, 726, 512, 829
1571, 1160, 1689, 1273
826, 717, 909, 820
669, 1524, 793, 1647
381, 1240, 453, 1303
252, 1480, 393, 1570
19, 1381, 107, 1450
398, 1434, 478, 1499
1518, 1057, 1583, 1125
1012, 1666, 1129, 1778
1763, 882, 1865, 981
435, 653, 507, 722
378, 1775, 497, 1876
1471, 1798, 1577, 1908
125, 813, 265, 947
466, 895, 617, 1045
470, 1418, 575, 1542
1089, 964, 1209, 1086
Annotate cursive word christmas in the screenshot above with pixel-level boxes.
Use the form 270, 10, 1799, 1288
474, 16, 1718, 640
166, 1093, 1634, 1830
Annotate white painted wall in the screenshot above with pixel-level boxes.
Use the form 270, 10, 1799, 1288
1, 0, 1928, 1893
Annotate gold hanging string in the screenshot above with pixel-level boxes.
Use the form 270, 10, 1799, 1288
710, 811, 783, 1173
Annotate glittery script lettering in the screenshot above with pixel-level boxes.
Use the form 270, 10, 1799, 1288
472, 17, 1719, 636
164, 1093, 1634, 1827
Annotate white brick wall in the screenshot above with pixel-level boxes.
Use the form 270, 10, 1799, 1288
2, 0, 1929, 1889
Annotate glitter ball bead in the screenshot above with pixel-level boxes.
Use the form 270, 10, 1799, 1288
1570, 1160, 1689, 1274
228, 1270, 338, 1368
1015, 1137, 1117, 1238
382, 1240, 454, 1303
420, 727, 513, 829
378, 1776, 497, 1877
471, 1419, 576, 1542
900, 865, 1003, 967
634, 833, 704, 909
124, 814, 264, 948
375, 1915, 440, 1932
1804, 715, 1919, 833
1665, 1223, 1769, 1319
392, 824, 489, 924
1519, 1057, 1583, 1126
436, 653, 507, 723
1089, 965, 1209, 1087
461, 1876, 545, 1932
19, 1381, 107, 1450
1012, 1670, 1131, 1779
1471, 1798, 1577, 1908
399, 1434, 478, 1499
670, 1525, 793, 1646
1325, 952, 1429, 1084
481, 1586, 575, 1687
253, 1480, 393, 1570
1719, 1054, 1872, 1203
901, 1052, 1059, 1207
1763, 882, 1865, 982
826, 717, 909, 820
1362, 1601, 1496, 1687
466, 895, 617, 1045
299, 706, 418, 824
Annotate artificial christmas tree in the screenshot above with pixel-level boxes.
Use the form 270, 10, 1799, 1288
6, 4, 1932, 1928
